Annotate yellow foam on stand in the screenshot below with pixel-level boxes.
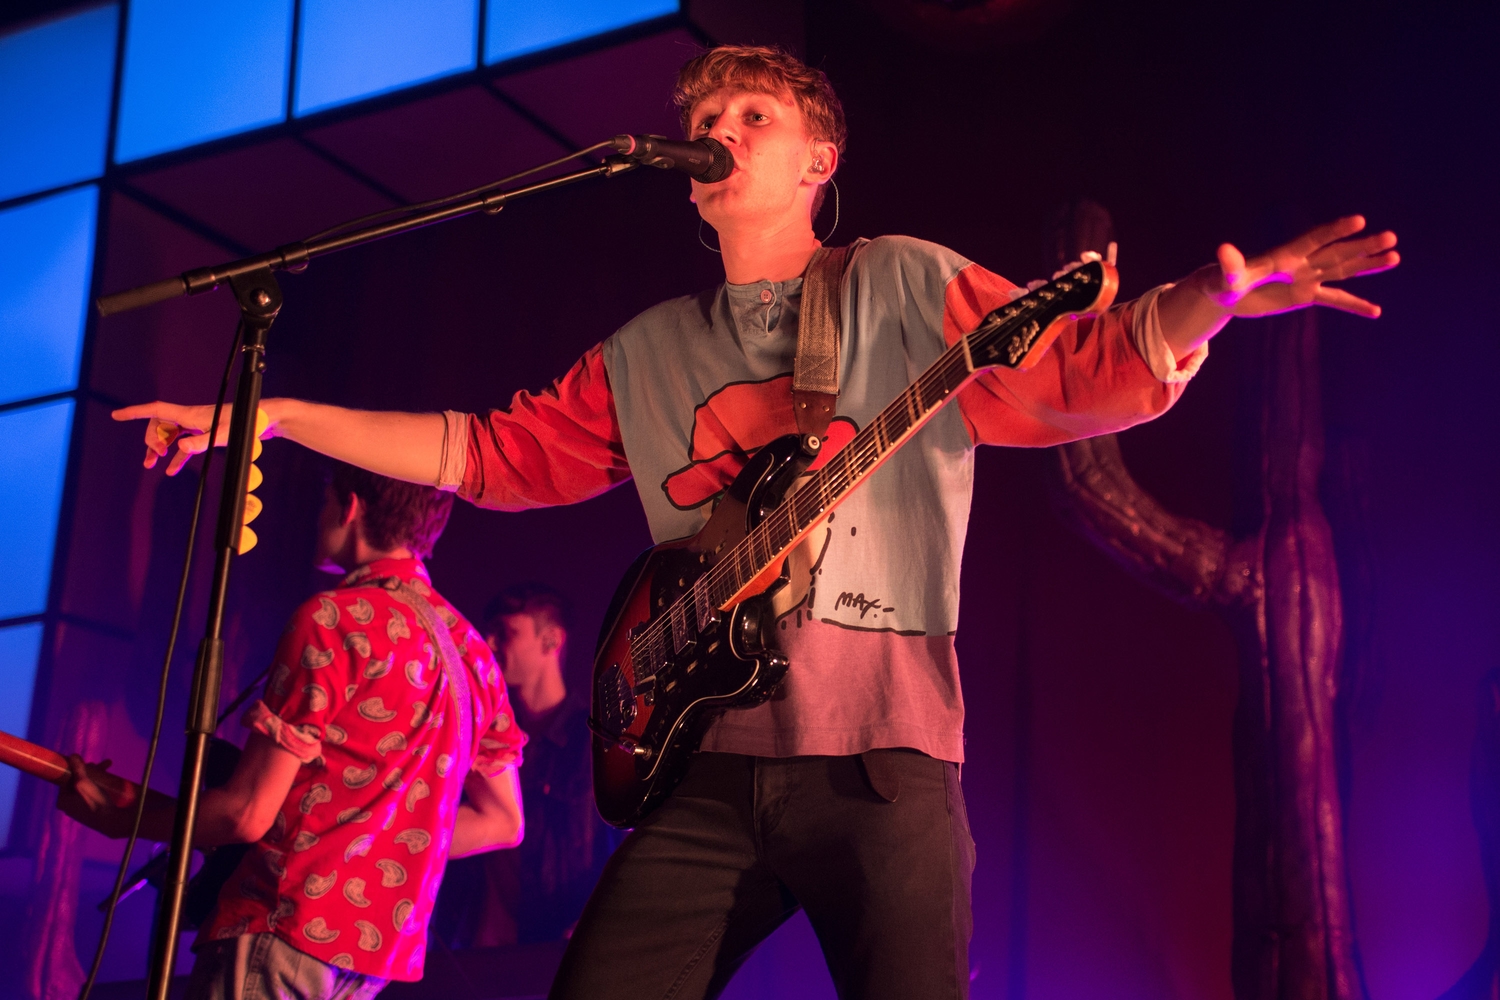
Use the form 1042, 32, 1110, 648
236, 407, 271, 555
252, 407, 269, 459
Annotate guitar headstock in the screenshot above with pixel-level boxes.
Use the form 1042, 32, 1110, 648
966, 260, 1119, 371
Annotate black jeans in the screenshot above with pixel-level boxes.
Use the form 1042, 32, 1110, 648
549, 749, 975, 1000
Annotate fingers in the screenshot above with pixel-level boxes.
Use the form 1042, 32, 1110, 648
113, 402, 225, 474
1323, 248, 1401, 282
166, 434, 211, 476
63, 754, 109, 811
142, 418, 179, 470
1290, 215, 1367, 256
1217, 243, 1250, 292
112, 401, 201, 430
1310, 227, 1397, 263
1313, 286, 1381, 318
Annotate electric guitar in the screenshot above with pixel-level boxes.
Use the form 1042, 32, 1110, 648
0, 727, 246, 923
590, 259, 1119, 827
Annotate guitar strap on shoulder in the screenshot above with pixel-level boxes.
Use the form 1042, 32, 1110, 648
383, 580, 475, 774
793, 242, 860, 439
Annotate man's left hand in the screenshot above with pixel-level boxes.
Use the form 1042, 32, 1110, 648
1207, 215, 1399, 319
56, 755, 138, 839
1159, 215, 1400, 359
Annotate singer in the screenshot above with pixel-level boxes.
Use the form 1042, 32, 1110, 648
113, 45, 1397, 1000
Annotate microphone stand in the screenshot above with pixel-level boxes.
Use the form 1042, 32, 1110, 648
96, 153, 639, 1000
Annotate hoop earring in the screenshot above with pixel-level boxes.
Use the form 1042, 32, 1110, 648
815, 179, 840, 244
698, 217, 722, 255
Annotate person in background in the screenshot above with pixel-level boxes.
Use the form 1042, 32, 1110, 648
436, 584, 620, 947
59, 464, 526, 999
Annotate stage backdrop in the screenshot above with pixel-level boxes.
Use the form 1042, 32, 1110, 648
0, 0, 1493, 997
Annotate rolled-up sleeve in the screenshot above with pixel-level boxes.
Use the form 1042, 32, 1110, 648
458, 343, 633, 510
947, 263, 1204, 447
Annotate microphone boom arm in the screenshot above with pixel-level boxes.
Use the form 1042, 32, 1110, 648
96, 154, 640, 317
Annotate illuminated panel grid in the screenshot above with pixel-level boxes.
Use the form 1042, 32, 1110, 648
486, 0, 680, 64
0, 187, 99, 406
114, 0, 295, 163
0, 400, 76, 620
294, 0, 479, 116
0, 5, 117, 202
0, 623, 44, 836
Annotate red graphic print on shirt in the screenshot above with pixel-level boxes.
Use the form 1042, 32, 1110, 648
661, 373, 857, 510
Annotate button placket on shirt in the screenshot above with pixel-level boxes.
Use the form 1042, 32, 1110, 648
761, 283, 783, 334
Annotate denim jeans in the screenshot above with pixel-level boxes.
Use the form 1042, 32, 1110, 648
549, 749, 976, 1000
186, 933, 388, 1000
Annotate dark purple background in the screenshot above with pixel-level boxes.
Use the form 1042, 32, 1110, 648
16, 0, 1497, 996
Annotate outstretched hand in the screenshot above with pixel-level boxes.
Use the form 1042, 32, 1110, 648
111, 402, 273, 476
1208, 215, 1399, 319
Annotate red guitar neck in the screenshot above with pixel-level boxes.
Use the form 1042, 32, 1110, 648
0, 729, 137, 797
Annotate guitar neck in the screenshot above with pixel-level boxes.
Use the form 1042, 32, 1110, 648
702, 260, 1119, 612
0, 729, 138, 798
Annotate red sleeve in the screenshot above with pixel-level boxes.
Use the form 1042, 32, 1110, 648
946, 263, 1189, 447
459, 342, 632, 510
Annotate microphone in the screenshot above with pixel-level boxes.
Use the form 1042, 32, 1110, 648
609, 135, 733, 183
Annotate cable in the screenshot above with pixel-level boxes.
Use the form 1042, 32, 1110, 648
302, 140, 615, 243
77, 319, 244, 1000
215, 664, 270, 729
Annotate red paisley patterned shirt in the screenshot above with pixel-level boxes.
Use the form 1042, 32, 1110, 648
199, 557, 526, 981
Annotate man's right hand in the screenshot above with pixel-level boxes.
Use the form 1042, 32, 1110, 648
111, 401, 278, 476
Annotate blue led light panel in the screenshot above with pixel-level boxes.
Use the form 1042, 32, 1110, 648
295, 0, 478, 116
0, 622, 44, 841
486, 0, 679, 64
0, 187, 98, 407
115, 0, 294, 163
0, 5, 118, 203
0, 400, 74, 619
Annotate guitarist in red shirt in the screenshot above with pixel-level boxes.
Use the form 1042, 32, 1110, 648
57, 466, 525, 997
114, 45, 1397, 1000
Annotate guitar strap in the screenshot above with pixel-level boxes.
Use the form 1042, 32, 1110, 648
382, 579, 475, 774
793, 242, 860, 439
794, 242, 906, 804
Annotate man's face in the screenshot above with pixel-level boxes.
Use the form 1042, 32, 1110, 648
487, 613, 556, 688
687, 87, 819, 234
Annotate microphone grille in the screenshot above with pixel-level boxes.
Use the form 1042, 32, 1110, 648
698, 138, 733, 184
